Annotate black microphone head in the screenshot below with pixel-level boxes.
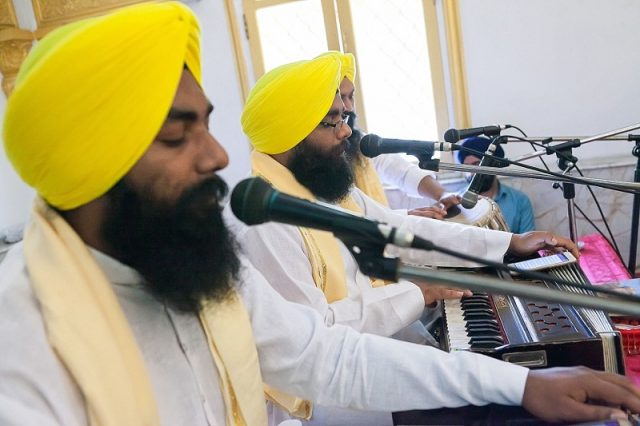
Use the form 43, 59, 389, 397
444, 128, 460, 143
359, 134, 382, 158
460, 191, 479, 209
230, 177, 276, 225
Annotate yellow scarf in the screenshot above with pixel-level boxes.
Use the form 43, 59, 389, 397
353, 157, 390, 207
24, 199, 266, 425
251, 151, 351, 302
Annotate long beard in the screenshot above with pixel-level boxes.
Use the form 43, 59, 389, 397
344, 111, 367, 168
102, 176, 240, 313
289, 138, 354, 203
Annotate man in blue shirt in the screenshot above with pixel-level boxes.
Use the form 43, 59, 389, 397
457, 136, 535, 233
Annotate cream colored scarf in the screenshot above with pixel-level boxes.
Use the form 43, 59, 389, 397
24, 198, 266, 425
251, 150, 352, 302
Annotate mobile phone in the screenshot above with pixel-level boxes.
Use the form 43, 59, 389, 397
508, 251, 577, 272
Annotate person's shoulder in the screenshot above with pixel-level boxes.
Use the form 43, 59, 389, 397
502, 183, 531, 200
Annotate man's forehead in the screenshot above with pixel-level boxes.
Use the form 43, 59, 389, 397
324, 93, 344, 116
340, 78, 355, 93
171, 69, 209, 106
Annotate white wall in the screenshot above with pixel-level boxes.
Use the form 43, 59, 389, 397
188, 0, 252, 187
0, 0, 252, 231
458, 0, 640, 163
455, 0, 640, 268
0, 91, 34, 230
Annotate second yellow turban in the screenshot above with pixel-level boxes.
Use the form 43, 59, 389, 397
241, 54, 342, 154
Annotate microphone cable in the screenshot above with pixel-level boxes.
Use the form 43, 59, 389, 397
454, 140, 639, 195
501, 131, 627, 272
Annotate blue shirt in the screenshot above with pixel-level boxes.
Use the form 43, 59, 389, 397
494, 182, 535, 234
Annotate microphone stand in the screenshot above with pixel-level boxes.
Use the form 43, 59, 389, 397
395, 263, 640, 316
510, 122, 640, 162
416, 160, 640, 194
628, 134, 640, 274
554, 147, 579, 243
343, 240, 640, 317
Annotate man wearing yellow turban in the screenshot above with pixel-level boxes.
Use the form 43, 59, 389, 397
237, 54, 616, 424
335, 52, 463, 219
2, 3, 640, 426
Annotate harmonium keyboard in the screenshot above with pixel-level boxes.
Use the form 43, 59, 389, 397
440, 262, 624, 373
393, 263, 627, 426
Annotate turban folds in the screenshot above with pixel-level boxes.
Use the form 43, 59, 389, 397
339, 52, 356, 82
3, 1, 201, 210
241, 54, 342, 154
315, 51, 356, 82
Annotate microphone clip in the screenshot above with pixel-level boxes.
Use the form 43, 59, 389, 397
417, 157, 440, 172
344, 241, 400, 282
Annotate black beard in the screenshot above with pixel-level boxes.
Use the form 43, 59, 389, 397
289, 138, 354, 203
344, 111, 365, 167
465, 174, 496, 194
102, 176, 240, 314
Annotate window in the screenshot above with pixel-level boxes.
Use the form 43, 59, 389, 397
242, 0, 451, 143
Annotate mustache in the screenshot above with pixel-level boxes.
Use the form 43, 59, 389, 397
178, 175, 228, 210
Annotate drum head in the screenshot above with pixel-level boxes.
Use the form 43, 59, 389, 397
444, 198, 492, 226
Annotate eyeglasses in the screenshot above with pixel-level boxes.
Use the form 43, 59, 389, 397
318, 113, 350, 135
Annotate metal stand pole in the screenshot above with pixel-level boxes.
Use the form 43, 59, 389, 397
628, 135, 640, 275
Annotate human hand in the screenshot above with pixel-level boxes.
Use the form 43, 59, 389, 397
522, 366, 640, 423
438, 192, 461, 210
408, 205, 448, 220
413, 282, 472, 306
508, 231, 579, 259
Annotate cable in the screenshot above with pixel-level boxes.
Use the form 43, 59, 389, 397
500, 133, 629, 272
455, 141, 637, 194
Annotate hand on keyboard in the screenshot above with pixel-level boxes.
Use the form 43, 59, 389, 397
413, 282, 472, 307
522, 366, 640, 423
508, 231, 580, 259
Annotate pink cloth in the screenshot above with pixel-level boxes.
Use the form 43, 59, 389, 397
578, 233, 631, 284
577, 234, 640, 383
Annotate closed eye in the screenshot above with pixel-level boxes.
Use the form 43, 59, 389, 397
160, 137, 186, 147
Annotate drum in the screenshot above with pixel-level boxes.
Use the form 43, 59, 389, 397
444, 196, 509, 232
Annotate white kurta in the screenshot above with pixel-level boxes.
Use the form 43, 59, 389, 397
0, 239, 527, 426
373, 154, 436, 198
231, 187, 512, 339
231, 187, 513, 424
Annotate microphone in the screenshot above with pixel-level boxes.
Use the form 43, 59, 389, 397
460, 141, 502, 209
359, 133, 458, 158
444, 125, 511, 143
231, 177, 428, 249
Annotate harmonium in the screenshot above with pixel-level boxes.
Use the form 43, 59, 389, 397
393, 262, 627, 426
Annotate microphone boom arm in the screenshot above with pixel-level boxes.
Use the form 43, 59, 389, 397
396, 263, 640, 317
431, 162, 640, 194
512, 122, 640, 162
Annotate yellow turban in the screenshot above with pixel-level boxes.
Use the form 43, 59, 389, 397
3, 1, 201, 210
339, 52, 356, 82
241, 54, 342, 154
314, 51, 356, 83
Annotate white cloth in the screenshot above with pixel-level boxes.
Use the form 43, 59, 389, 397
0, 237, 526, 426
231, 187, 513, 425
231, 187, 512, 338
373, 154, 435, 198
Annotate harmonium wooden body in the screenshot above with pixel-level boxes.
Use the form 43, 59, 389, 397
393, 262, 627, 426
